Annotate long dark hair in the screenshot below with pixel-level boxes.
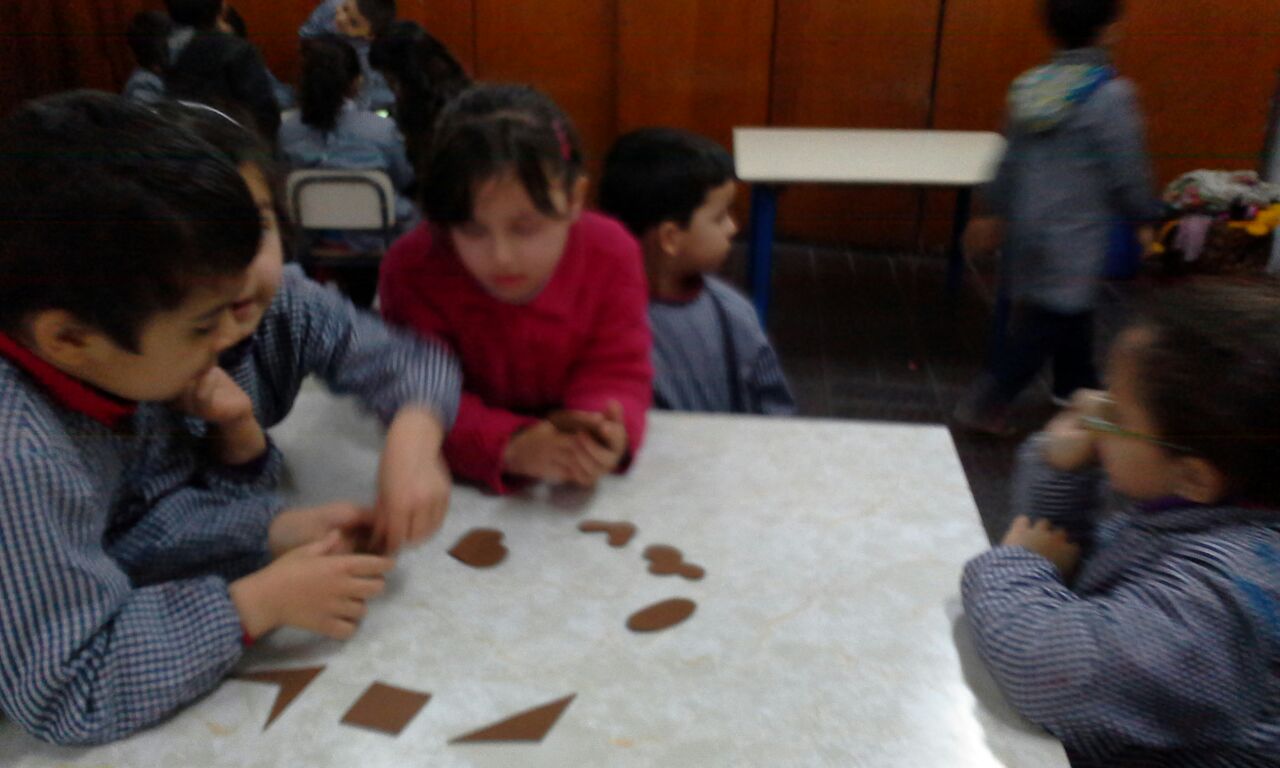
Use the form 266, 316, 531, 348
422, 83, 583, 226
299, 35, 361, 135
369, 21, 470, 166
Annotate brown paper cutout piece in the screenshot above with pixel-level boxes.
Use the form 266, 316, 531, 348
448, 528, 507, 568
643, 545, 705, 580
450, 694, 576, 743
233, 666, 326, 730
341, 682, 432, 736
577, 520, 636, 548
627, 598, 697, 633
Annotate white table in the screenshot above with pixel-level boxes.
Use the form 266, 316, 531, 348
733, 127, 1007, 323
0, 385, 1066, 767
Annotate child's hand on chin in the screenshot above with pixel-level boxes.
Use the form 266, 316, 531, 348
1043, 388, 1108, 472
173, 367, 254, 427
1001, 516, 1081, 579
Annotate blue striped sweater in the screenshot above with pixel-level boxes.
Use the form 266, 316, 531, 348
0, 265, 459, 745
963, 435, 1280, 767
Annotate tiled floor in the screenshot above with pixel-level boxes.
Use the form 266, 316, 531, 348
722, 241, 1134, 543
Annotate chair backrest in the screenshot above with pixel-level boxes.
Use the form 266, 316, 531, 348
286, 169, 397, 232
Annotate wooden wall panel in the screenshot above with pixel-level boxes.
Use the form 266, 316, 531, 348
769, 0, 943, 248
474, 0, 616, 177
615, 0, 774, 148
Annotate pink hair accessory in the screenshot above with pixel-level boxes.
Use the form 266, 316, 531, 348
552, 120, 571, 162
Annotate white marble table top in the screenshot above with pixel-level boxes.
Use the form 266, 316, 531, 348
734, 127, 1007, 187
0, 384, 1067, 767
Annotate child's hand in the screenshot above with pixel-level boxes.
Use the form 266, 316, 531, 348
172, 367, 267, 466
372, 406, 451, 554
1001, 516, 1081, 579
963, 216, 1005, 258
503, 420, 602, 487
175, 367, 254, 426
1042, 389, 1107, 472
230, 532, 394, 640
269, 501, 377, 557
544, 401, 629, 485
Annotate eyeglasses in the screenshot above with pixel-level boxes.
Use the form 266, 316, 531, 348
1078, 395, 1194, 453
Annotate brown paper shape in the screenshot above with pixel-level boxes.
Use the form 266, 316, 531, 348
448, 528, 507, 568
577, 520, 637, 547
627, 598, 697, 633
450, 694, 576, 743
643, 545, 705, 580
233, 666, 326, 730
341, 682, 432, 736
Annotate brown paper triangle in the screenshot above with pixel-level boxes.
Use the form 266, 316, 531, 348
233, 666, 326, 730
450, 694, 576, 743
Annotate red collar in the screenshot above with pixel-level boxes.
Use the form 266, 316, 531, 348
0, 331, 137, 429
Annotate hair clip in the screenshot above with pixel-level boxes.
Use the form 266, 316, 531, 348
174, 100, 245, 129
552, 119, 571, 162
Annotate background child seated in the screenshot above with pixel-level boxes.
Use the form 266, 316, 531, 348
379, 84, 653, 494
300, 0, 397, 111
600, 128, 795, 415
0, 92, 399, 745
123, 10, 170, 105
164, 0, 281, 140
368, 19, 471, 172
962, 280, 1280, 766
954, 0, 1159, 434
221, 5, 295, 110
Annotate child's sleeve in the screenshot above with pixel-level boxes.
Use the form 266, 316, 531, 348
561, 237, 653, 465
299, 0, 340, 38
0, 455, 246, 745
960, 546, 1272, 760
104, 447, 283, 585
1010, 433, 1104, 548
1089, 80, 1161, 222
265, 266, 461, 431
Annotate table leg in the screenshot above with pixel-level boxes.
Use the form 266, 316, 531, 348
747, 185, 779, 326
947, 187, 973, 296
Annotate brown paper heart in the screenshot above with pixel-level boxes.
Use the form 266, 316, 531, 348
643, 545, 705, 580
627, 598, 697, 633
448, 528, 507, 568
577, 520, 636, 547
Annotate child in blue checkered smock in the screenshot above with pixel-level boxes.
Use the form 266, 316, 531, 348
963, 281, 1280, 767
0, 93, 459, 745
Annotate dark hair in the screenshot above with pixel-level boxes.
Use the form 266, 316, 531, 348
153, 100, 294, 250
599, 128, 736, 237
1128, 279, 1280, 507
222, 4, 247, 37
299, 35, 361, 134
1042, 0, 1122, 49
356, 0, 396, 36
422, 84, 583, 225
165, 0, 224, 30
369, 20, 470, 165
126, 10, 172, 72
0, 91, 260, 351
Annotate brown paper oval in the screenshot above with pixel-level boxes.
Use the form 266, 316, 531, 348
626, 598, 696, 633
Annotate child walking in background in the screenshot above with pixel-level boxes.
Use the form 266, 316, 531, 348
600, 127, 795, 415
962, 281, 1280, 767
379, 84, 652, 494
954, 0, 1159, 434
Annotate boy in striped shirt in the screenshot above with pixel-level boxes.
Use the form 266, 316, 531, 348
600, 128, 795, 416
